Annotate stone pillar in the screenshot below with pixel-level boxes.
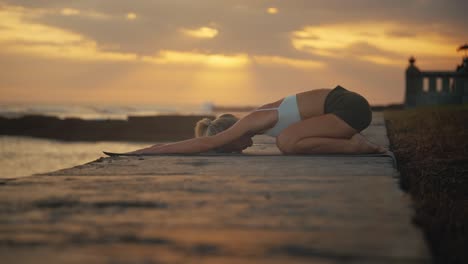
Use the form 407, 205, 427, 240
405, 57, 422, 107
427, 76, 437, 105
428, 77, 437, 92
442, 77, 450, 93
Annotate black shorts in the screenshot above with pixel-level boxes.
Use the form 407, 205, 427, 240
324, 85, 372, 132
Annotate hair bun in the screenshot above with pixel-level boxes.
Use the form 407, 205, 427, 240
202, 118, 212, 126
194, 114, 239, 137
194, 118, 213, 137
218, 113, 236, 119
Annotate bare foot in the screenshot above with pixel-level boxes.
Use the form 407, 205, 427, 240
351, 133, 386, 153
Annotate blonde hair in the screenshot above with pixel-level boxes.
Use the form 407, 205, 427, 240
195, 113, 239, 137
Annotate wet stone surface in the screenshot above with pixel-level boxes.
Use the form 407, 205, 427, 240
0, 113, 430, 263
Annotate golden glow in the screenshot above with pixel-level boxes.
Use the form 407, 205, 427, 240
126, 12, 137, 20
292, 22, 459, 66
180, 27, 219, 39
359, 55, 402, 66
190, 69, 256, 104
61, 8, 80, 16
142, 50, 249, 68
267, 7, 279, 14
253, 55, 324, 69
75, 62, 257, 105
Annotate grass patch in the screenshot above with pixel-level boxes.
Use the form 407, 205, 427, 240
384, 104, 468, 264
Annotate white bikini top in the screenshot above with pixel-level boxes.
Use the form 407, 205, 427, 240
254, 94, 302, 137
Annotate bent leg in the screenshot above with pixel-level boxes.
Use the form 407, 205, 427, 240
293, 135, 382, 154
276, 114, 384, 154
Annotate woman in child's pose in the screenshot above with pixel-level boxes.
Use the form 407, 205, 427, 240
125, 85, 386, 155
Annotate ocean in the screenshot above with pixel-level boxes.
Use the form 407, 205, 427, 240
0, 102, 216, 179
0, 136, 151, 178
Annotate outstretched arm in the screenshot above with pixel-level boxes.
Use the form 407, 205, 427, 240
125, 112, 264, 155
127, 137, 216, 154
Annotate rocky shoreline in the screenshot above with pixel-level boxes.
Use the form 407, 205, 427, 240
0, 114, 214, 142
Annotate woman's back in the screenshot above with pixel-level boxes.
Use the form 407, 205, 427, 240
253, 95, 302, 137
252, 88, 333, 137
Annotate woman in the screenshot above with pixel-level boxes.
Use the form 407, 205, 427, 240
124, 85, 386, 155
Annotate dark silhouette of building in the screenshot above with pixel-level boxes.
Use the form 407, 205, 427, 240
405, 55, 468, 107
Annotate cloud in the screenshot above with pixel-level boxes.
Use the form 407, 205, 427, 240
0, 5, 136, 61
0, 7, 82, 45
0, 9, 243, 68
60, 8, 79, 16
180, 26, 218, 39
58, 7, 111, 21
4, 0, 464, 60
266, 7, 278, 14
291, 21, 460, 66
0, 3, 331, 70
126, 12, 137, 20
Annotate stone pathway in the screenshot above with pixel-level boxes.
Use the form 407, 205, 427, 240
0, 113, 430, 263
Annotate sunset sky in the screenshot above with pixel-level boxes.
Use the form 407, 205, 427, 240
0, 0, 466, 106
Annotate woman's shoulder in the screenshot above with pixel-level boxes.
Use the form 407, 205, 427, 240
239, 108, 277, 134
255, 98, 283, 111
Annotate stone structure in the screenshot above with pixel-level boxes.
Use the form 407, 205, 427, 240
405, 56, 468, 107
